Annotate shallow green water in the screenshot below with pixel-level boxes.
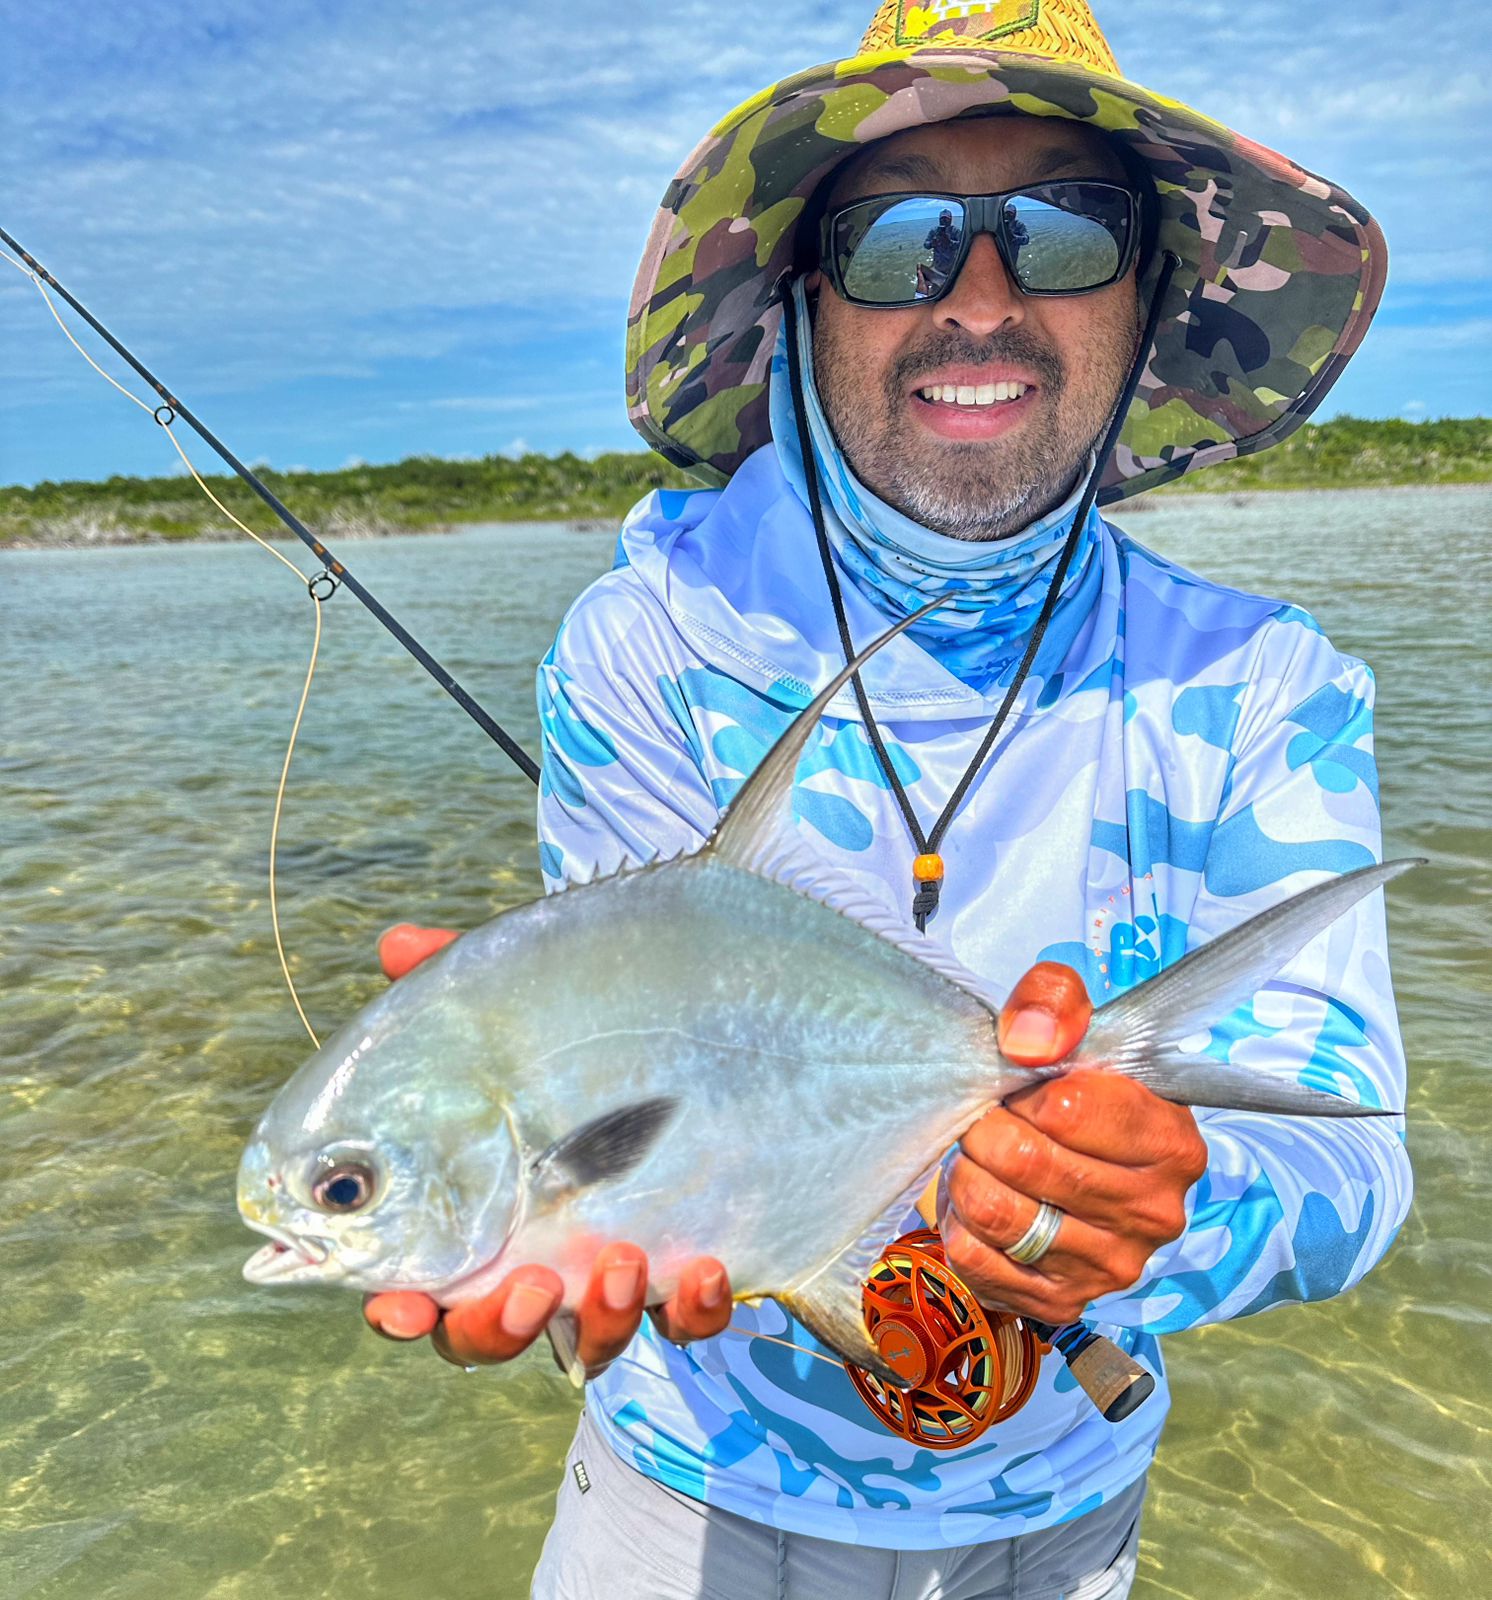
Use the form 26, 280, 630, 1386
3, 490, 1488, 1598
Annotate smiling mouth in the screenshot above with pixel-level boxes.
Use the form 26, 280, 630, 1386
915, 380, 1031, 409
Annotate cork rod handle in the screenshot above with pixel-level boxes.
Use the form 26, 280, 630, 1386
1028, 1322, 1155, 1423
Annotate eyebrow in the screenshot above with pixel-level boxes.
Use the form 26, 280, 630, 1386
1027, 147, 1106, 181
848, 143, 1121, 195
853, 151, 945, 188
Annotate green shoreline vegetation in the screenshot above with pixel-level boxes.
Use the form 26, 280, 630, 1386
2, 416, 1487, 548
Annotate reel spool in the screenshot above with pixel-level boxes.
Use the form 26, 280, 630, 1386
846, 1228, 1043, 1450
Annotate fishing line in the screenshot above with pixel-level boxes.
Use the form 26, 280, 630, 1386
3, 245, 327, 1044
0, 225, 541, 783
723, 1325, 845, 1369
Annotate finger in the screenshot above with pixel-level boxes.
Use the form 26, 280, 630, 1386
573, 1243, 650, 1375
363, 1290, 442, 1341
945, 1153, 1117, 1278
997, 961, 1093, 1066
650, 1257, 733, 1344
1007, 1070, 1206, 1176
940, 1214, 1095, 1326
435, 1267, 564, 1365
960, 1105, 1144, 1225
377, 923, 460, 981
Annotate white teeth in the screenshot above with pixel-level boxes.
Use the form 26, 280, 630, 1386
918, 381, 1030, 407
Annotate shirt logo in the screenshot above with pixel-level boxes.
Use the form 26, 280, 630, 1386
895, 0, 1043, 46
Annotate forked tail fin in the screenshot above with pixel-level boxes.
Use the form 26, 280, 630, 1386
1076, 858, 1422, 1117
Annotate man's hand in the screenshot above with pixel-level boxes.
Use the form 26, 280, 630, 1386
361, 924, 733, 1375
943, 961, 1208, 1327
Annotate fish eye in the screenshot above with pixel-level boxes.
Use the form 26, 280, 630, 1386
311, 1161, 376, 1213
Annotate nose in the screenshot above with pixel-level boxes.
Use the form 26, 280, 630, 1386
932, 233, 1025, 338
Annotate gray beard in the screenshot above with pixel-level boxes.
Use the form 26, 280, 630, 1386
812, 322, 1101, 542
872, 451, 1084, 541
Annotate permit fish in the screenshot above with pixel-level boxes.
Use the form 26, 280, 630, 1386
238, 607, 1416, 1385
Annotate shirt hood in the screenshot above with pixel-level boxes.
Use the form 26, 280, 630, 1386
616, 280, 1111, 724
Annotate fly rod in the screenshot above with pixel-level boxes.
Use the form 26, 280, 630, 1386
0, 223, 541, 785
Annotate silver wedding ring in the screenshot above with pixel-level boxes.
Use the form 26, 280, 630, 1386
1005, 1201, 1064, 1266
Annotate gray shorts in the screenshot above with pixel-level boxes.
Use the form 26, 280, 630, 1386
531, 1408, 1145, 1600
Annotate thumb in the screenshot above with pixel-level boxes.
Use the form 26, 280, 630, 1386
377, 923, 460, 981
997, 960, 1093, 1066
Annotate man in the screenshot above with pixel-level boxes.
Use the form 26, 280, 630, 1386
368, 4, 1410, 1595
919, 206, 964, 295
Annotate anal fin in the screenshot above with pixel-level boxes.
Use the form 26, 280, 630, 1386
780, 1278, 900, 1387
777, 1154, 951, 1389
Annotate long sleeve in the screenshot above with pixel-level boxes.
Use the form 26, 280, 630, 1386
536, 572, 719, 892
1089, 639, 1413, 1335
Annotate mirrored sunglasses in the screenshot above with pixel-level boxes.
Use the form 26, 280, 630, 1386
820, 181, 1140, 306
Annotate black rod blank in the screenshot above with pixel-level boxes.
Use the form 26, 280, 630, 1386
0, 224, 542, 785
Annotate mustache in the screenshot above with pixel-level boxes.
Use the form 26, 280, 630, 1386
887, 331, 1065, 396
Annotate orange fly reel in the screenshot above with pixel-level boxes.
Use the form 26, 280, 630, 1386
847, 1228, 1044, 1450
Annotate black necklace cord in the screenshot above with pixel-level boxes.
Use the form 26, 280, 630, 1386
784, 251, 1179, 931
0, 224, 542, 786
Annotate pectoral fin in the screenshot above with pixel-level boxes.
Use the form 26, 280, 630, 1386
530, 1096, 678, 1204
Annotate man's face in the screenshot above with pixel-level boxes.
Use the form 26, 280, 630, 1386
811, 118, 1140, 541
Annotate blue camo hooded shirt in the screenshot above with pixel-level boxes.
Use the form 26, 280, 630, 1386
532, 284, 1411, 1550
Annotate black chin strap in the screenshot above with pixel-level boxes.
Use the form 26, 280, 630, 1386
783, 251, 1180, 931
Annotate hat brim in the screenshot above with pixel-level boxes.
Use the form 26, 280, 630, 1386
625, 47, 1387, 501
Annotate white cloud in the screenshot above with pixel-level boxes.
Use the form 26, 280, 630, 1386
4, 0, 1487, 481
1379, 318, 1492, 354
410, 393, 609, 414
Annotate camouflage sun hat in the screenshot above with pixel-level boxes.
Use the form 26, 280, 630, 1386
625, 0, 1387, 502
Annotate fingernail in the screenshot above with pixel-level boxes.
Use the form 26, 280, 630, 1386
501, 1282, 559, 1339
1004, 1007, 1058, 1057
603, 1259, 645, 1311
366, 1307, 414, 1341
698, 1268, 726, 1309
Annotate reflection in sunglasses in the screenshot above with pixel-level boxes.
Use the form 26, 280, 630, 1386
826, 183, 1136, 305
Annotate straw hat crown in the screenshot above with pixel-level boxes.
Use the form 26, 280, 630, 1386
859, 0, 1119, 73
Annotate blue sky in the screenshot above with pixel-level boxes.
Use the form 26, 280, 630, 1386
1, 0, 1487, 486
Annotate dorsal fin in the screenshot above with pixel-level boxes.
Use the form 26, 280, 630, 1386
701, 600, 1007, 1017
707, 601, 937, 874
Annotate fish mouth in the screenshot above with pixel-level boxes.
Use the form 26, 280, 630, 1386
243, 1223, 336, 1285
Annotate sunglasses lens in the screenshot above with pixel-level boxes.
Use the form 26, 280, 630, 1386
1004, 184, 1133, 291
837, 197, 967, 304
